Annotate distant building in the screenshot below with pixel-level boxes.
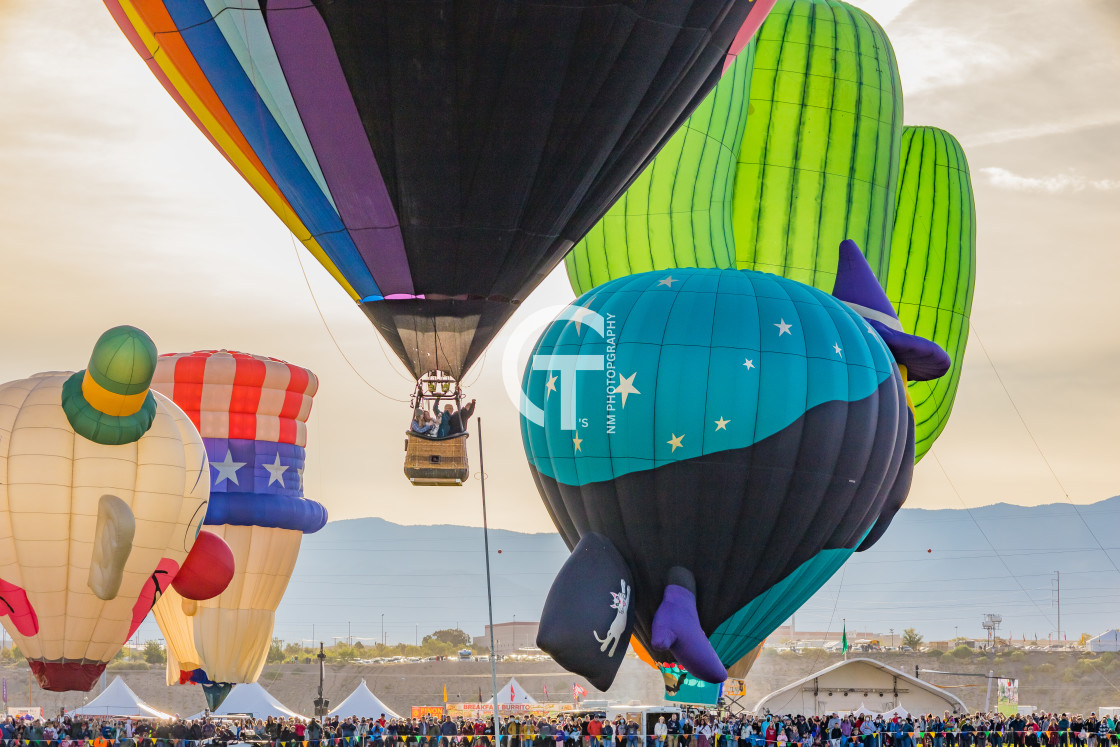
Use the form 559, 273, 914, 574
1088, 630, 1120, 652
769, 624, 883, 644
473, 621, 540, 656
754, 658, 967, 717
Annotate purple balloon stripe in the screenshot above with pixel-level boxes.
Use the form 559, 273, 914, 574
265, 1, 414, 295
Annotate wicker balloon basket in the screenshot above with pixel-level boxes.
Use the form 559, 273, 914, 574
404, 432, 470, 486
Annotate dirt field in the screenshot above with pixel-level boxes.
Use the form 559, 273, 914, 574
4, 656, 663, 718
10, 649, 1120, 718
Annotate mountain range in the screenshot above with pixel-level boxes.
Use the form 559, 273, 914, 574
265, 496, 1120, 649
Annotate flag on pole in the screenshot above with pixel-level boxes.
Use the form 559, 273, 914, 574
842, 622, 849, 655
511, 683, 515, 701
573, 683, 588, 700
543, 684, 549, 699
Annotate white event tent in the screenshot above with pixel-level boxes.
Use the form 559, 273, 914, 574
69, 677, 173, 719
190, 682, 306, 720
488, 678, 536, 705
328, 680, 400, 720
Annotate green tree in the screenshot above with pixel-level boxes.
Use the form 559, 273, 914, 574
901, 628, 923, 650
267, 638, 286, 664
143, 640, 166, 665
284, 642, 304, 659
423, 629, 471, 648
949, 644, 973, 659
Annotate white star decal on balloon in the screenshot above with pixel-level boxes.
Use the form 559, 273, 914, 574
834, 343, 843, 357
615, 372, 641, 408
714, 417, 730, 431
657, 275, 678, 287
743, 358, 755, 370
545, 373, 558, 399
211, 450, 245, 487
296, 467, 305, 492
667, 433, 685, 452
264, 453, 288, 487
775, 319, 793, 336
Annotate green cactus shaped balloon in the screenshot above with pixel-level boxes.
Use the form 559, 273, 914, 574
565, 0, 975, 459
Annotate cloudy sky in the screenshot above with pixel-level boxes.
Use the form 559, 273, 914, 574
1, 0, 1118, 534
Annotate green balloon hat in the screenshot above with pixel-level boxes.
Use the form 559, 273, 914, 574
62, 326, 159, 445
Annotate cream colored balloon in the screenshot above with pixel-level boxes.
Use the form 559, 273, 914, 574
152, 585, 202, 684
190, 525, 303, 683
0, 368, 208, 691
153, 525, 302, 685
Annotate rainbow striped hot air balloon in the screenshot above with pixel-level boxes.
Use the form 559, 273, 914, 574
0, 327, 211, 691
101, 0, 778, 389
150, 351, 326, 709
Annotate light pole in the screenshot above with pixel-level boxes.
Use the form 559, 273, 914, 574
513, 614, 517, 651
890, 628, 894, 649
348, 621, 352, 649
313, 642, 329, 717
381, 613, 385, 649
477, 419, 501, 735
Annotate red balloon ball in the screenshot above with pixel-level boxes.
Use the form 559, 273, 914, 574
172, 530, 235, 601
927, 549, 932, 553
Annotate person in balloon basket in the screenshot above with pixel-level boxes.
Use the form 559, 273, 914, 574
407, 403, 432, 432
432, 398, 477, 437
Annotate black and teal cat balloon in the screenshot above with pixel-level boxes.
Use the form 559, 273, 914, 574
521, 241, 949, 690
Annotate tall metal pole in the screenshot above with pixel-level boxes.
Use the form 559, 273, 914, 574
1055, 571, 1061, 643
314, 642, 329, 717
478, 419, 502, 738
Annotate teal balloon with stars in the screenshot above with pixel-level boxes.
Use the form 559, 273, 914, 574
521, 267, 915, 671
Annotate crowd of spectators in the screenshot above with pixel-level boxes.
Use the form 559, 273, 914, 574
5, 710, 1120, 747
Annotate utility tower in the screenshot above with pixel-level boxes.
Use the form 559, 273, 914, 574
981, 613, 1003, 650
